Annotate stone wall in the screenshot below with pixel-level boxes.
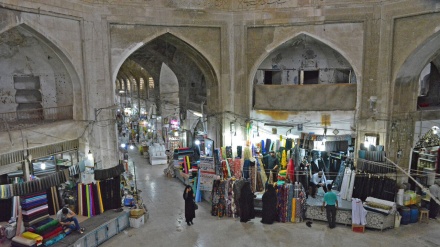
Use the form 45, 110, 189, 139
0, 0, 439, 170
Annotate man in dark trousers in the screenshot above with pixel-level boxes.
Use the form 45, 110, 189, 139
322, 183, 338, 228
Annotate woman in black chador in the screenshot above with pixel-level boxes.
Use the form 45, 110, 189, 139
183, 185, 196, 226
261, 184, 277, 224
239, 181, 256, 222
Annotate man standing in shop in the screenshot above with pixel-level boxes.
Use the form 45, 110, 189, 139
267, 151, 279, 182
322, 184, 338, 228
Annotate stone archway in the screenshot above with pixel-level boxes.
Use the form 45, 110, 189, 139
250, 33, 358, 137
114, 32, 219, 145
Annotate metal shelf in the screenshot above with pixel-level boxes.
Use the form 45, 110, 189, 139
419, 158, 436, 162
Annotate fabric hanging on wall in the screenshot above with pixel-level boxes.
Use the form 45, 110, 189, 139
347, 171, 356, 201
94, 163, 125, 181
0, 198, 13, 222
98, 177, 121, 211
221, 147, 227, 160
261, 140, 265, 155
233, 158, 242, 178
274, 140, 280, 153
339, 168, 351, 200
286, 183, 294, 221
243, 160, 250, 179
232, 179, 245, 218
265, 139, 271, 154
225, 146, 233, 159
285, 139, 293, 151
258, 157, 268, 186
237, 146, 242, 158
332, 161, 346, 191
227, 179, 234, 217
225, 158, 232, 178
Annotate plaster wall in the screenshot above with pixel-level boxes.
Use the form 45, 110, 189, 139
0, 27, 74, 112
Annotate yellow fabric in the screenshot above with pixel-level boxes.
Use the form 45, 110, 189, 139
22, 231, 43, 241
291, 199, 296, 222
97, 181, 105, 213
281, 150, 287, 169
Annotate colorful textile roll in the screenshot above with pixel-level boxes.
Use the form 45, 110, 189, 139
11, 235, 36, 246
86, 185, 90, 218
183, 156, 189, 174
22, 231, 43, 242
43, 233, 66, 247
78, 183, 83, 216
291, 198, 296, 222
97, 181, 104, 213
225, 159, 231, 178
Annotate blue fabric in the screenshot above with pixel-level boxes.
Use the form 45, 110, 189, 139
62, 217, 80, 231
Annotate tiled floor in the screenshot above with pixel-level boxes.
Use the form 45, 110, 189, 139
101, 149, 440, 247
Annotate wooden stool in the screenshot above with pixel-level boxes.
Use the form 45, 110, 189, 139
419, 208, 429, 224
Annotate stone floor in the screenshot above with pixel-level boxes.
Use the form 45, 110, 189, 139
101, 149, 440, 247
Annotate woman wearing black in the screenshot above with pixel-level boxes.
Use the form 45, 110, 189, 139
183, 185, 196, 226
261, 184, 277, 224
239, 181, 256, 223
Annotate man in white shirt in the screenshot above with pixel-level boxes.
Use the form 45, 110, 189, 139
56, 207, 84, 234
309, 171, 328, 198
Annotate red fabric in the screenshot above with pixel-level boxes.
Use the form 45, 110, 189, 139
287, 159, 295, 183
42, 226, 63, 240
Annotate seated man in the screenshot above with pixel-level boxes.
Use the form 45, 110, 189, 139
309, 171, 328, 198
56, 207, 85, 234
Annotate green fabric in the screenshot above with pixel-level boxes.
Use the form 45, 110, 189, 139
35, 219, 59, 234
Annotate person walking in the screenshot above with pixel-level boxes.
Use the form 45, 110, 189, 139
183, 185, 196, 226
322, 184, 338, 228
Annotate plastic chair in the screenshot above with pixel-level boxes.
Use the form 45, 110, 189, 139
419, 208, 429, 224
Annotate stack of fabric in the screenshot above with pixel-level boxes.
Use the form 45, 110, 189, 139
26, 218, 70, 247
11, 235, 37, 247
78, 181, 105, 217
21, 192, 50, 227
21, 232, 43, 246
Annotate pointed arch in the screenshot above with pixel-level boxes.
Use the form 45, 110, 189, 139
0, 23, 83, 119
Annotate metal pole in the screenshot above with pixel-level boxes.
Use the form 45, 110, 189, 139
385, 157, 440, 205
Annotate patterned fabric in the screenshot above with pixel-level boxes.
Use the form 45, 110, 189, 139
226, 179, 234, 217
232, 179, 245, 218
234, 158, 242, 179
225, 146, 233, 159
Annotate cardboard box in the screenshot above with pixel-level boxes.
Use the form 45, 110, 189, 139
130, 209, 145, 217
129, 215, 145, 228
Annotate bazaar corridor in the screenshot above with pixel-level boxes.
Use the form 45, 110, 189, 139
101, 149, 440, 247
